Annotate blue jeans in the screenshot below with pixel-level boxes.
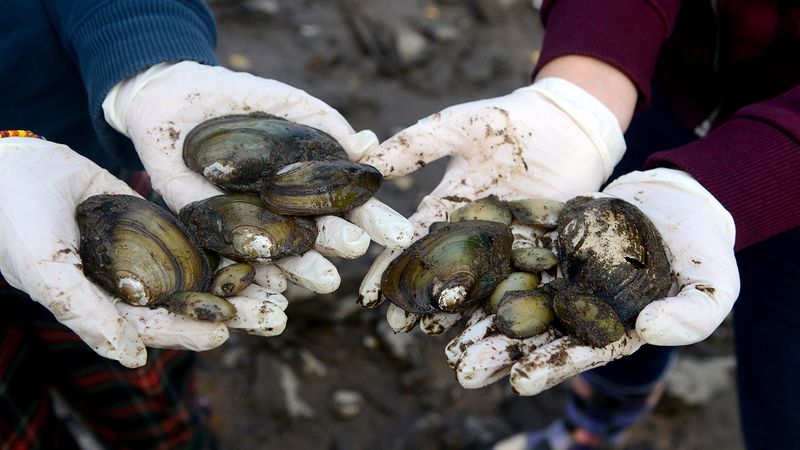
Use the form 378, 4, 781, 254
591, 92, 800, 449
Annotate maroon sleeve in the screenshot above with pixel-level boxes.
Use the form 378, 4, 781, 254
534, 0, 682, 109
646, 86, 800, 251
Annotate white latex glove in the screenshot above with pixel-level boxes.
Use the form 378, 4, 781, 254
0, 139, 235, 368
357, 77, 626, 335
103, 61, 413, 296
451, 168, 740, 396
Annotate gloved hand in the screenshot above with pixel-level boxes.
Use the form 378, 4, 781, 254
103, 61, 413, 296
0, 138, 240, 368
449, 168, 740, 395
356, 77, 626, 334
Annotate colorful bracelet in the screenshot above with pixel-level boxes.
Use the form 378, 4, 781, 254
0, 130, 45, 140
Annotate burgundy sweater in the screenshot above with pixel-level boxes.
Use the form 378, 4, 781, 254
535, 0, 799, 250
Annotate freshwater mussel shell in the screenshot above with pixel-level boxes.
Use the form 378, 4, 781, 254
183, 113, 348, 193
167, 291, 237, 322
381, 220, 513, 315
77, 195, 212, 306
449, 195, 512, 224
494, 289, 555, 339
210, 263, 255, 297
179, 194, 318, 263
556, 196, 672, 326
552, 286, 625, 347
260, 160, 383, 216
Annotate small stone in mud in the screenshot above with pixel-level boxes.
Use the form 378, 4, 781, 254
331, 390, 364, 419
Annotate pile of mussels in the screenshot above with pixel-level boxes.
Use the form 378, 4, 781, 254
380, 195, 673, 347
77, 113, 383, 322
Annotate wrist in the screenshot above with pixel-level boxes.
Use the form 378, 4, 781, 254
536, 55, 637, 131
521, 77, 626, 181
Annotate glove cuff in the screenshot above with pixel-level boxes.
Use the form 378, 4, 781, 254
523, 77, 626, 181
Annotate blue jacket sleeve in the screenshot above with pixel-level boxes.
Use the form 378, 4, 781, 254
42, 0, 219, 157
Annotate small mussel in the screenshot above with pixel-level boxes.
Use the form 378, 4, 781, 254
183, 113, 348, 193
179, 194, 318, 263
494, 289, 555, 339
210, 263, 256, 297
485, 272, 541, 314
381, 220, 513, 315
260, 160, 383, 216
551, 286, 625, 347
511, 247, 559, 272
556, 196, 672, 325
449, 195, 512, 224
167, 291, 236, 322
77, 195, 212, 306
507, 199, 563, 229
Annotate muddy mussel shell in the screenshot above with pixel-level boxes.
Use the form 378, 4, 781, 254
260, 160, 383, 216
179, 194, 317, 263
449, 195, 513, 224
552, 286, 625, 347
511, 247, 559, 272
183, 113, 348, 192
381, 220, 513, 315
556, 196, 672, 326
167, 291, 237, 322
77, 195, 212, 306
211, 263, 255, 297
494, 289, 555, 339
507, 198, 564, 229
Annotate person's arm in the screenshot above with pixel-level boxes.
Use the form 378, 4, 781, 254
536, 0, 683, 111
536, 56, 638, 131
41, 0, 218, 154
647, 85, 800, 250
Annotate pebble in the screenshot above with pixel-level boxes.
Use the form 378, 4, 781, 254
667, 355, 736, 406
331, 390, 364, 419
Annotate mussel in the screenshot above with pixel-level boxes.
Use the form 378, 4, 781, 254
77, 195, 212, 306
494, 289, 555, 339
183, 113, 349, 193
507, 199, 563, 229
210, 263, 256, 297
556, 196, 672, 326
179, 194, 318, 263
449, 195, 512, 224
381, 220, 513, 315
485, 272, 541, 314
260, 160, 382, 216
551, 284, 625, 347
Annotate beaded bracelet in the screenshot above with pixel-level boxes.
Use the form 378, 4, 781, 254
0, 130, 45, 140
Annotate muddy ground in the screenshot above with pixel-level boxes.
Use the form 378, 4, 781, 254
193, 1, 744, 449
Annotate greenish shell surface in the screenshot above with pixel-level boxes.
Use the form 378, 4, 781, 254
494, 289, 555, 339
552, 287, 625, 347
450, 195, 513, 224
179, 194, 317, 263
380, 220, 513, 315
183, 113, 348, 193
260, 160, 383, 216
77, 194, 212, 306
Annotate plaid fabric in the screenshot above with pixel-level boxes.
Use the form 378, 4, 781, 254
0, 170, 212, 449
0, 288, 212, 450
